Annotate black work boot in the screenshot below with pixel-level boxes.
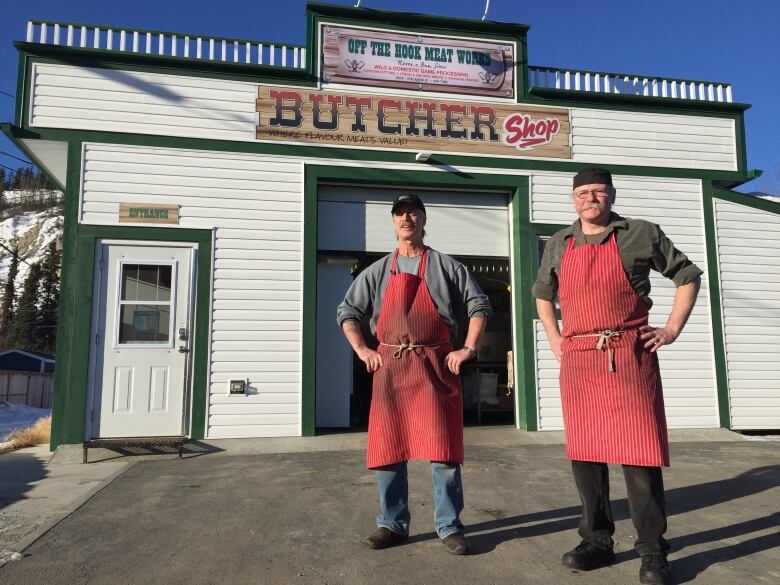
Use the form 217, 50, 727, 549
364, 527, 408, 550
562, 540, 616, 571
639, 552, 672, 585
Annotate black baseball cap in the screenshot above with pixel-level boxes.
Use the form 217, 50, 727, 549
391, 194, 426, 215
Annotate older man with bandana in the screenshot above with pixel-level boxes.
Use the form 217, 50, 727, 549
533, 167, 702, 585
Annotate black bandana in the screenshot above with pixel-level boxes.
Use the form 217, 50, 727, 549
573, 167, 613, 189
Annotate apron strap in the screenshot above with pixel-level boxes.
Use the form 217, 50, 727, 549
417, 247, 428, 277
390, 249, 400, 275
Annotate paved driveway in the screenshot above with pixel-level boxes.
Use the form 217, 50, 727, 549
1, 439, 779, 584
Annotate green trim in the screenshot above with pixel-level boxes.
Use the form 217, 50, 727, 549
528, 87, 750, 113
301, 168, 318, 436
701, 181, 731, 429
302, 165, 537, 431
0, 123, 67, 190
713, 188, 780, 215
14, 50, 27, 126
50, 144, 212, 448
13, 128, 751, 187
15, 43, 315, 85
26, 19, 305, 49
49, 140, 83, 449
510, 180, 537, 430
530, 65, 732, 89
734, 109, 748, 175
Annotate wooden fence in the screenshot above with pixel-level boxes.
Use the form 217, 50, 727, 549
0, 371, 54, 409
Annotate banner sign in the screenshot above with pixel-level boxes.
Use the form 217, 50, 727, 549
321, 25, 515, 99
256, 86, 571, 159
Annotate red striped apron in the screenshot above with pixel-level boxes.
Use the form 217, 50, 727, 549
366, 248, 463, 469
558, 233, 669, 467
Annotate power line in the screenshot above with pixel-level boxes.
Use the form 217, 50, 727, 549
0, 89, 14, 100
0, 151, 33, 165
0, 241, 33, 266
0, 161, 18, 172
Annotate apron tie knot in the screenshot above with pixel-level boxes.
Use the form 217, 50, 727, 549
380, 341, 447, 359
570, 329, 623, 372
595, 330, 620, 372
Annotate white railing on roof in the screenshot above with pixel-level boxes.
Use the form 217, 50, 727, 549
529, 66, 733, 103
25, 20, 306, 69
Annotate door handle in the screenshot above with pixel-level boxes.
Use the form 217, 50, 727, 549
178, 346, 190, 353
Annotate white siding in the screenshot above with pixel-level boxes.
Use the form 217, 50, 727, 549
714, 199, 780, 430
532, 173, 718, 430
318, 185, 510, 256
31, 63, 736, 172
80, 143, 303, 438
30, 63, 257, 142
571, 109, 737, 171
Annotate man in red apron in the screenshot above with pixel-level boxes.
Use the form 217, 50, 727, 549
337, 194, 490, 555
533, 168, 702, 585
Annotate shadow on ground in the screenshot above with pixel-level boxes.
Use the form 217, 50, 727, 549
0, 451, 47, 510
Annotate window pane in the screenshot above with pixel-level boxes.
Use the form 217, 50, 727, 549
157, 266, 172, 302
121, 264, 172, 302
120, 264, 139, 300
118, 304, 170, 343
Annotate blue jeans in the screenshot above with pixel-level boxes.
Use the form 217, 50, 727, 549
375, 461, 465, 538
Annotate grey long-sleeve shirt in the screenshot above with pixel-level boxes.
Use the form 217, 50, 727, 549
336, 248, 491, 340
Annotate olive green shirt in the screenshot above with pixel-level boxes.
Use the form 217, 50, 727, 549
532, 213, 703, 308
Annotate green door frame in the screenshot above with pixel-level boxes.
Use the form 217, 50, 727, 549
301, 164, 539, 434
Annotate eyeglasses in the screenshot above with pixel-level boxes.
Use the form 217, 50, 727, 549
573, 188, 611, 200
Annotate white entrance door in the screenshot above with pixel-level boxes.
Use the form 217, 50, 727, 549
89, 243, 195, 438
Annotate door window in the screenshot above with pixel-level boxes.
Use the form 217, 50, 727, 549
117, 263, 174, 344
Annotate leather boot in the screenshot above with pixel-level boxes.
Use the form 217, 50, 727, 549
639, 552, 672, 585
364, 527, 408, 550
562, 540, 616, 571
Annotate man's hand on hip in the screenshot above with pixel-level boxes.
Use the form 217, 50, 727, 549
356, 347, 383, 372
445, 349, 473, 375
640, 325, 678, 352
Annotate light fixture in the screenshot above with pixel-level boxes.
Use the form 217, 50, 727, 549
415, 151, 432, 162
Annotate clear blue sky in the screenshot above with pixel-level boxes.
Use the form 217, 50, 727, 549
2, 0, 778, 192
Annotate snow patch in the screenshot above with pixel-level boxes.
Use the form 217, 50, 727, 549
0, 401, 51, 442
0, 207, 63, 284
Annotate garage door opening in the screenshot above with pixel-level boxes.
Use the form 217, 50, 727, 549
315, 183, 514, 432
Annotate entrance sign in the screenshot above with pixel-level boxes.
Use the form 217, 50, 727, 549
119, 203, 180, 224
321, 25, 515, 99
256, 86, 571, 159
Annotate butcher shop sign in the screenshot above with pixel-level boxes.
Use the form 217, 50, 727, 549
256, 86, 571, 159
320, 25, 515, 99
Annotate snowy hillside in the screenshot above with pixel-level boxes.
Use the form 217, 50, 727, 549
2, 190, 63, 205
0, 206, 64, 285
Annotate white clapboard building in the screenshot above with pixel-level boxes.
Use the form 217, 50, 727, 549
3, 3, 777, 452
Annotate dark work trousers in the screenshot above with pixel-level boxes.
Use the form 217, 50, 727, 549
571, 460, 670, 554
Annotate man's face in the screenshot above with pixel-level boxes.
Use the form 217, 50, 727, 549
572, 183, 614, 223
392, 205, 425, 241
